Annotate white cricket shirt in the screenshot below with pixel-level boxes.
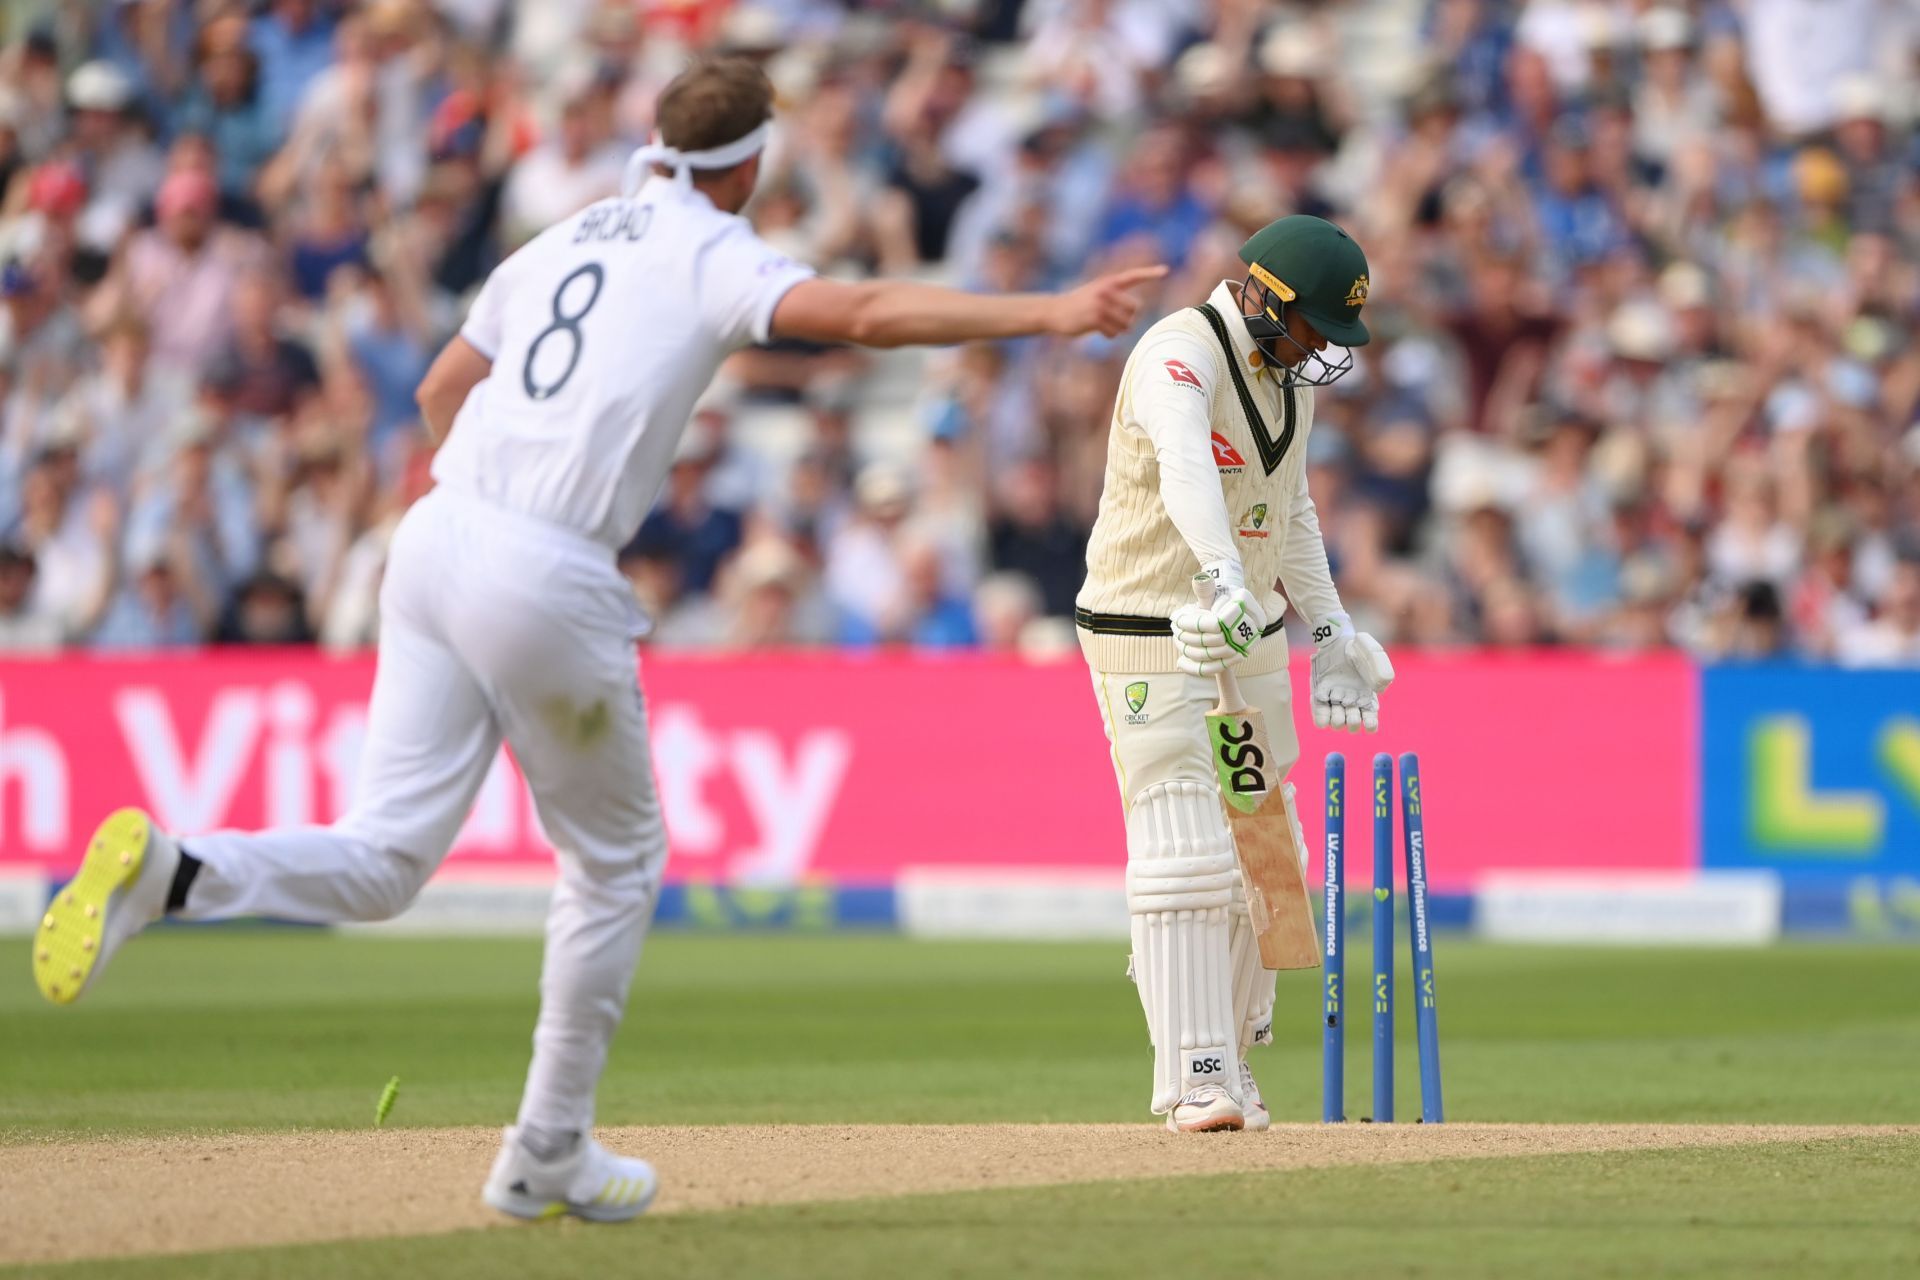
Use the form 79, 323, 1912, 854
432, 176, 815, 548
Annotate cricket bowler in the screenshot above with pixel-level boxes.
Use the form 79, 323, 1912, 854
31, 58, 1163, 1219
1077, 215, 1396, 1132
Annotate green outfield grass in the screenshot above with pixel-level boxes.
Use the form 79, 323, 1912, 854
4, 931, 1919, 1276
5, 931, 1920, 1136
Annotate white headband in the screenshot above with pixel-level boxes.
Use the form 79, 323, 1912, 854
622, 121, 772, 196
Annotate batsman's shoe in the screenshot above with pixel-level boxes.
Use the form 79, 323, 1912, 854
1166, 1084, 1245, 1134
1237, 1060, 1270, 1132
483, 1127, 659, 1223
33, 808, 178, 1005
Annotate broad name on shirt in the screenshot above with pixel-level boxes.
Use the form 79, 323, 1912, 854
574, 202, 655, 245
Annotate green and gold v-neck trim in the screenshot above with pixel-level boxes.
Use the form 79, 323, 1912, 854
1194, 302, 1298, 477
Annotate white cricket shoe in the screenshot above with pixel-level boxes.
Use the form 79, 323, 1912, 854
1237, 1060, 1270, 1132
483, 1127, 659, 1223
33, 809, 179, 1005
1166, 1084, 1245, 1133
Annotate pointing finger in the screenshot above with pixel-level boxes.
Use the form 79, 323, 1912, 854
1108, 264, 1170, 291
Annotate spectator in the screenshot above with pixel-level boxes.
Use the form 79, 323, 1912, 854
622, 542, 693, 645
318, 441, 432, 650
13, 450, 114, 640
215, 269, 321, 421
259, 12, 381, 205
216, 570, 314, 645
1830, 78, 1906, 232
1531, 118, 1628, 278
499, 66, 625, 248
826, 462, 913, 642
1246, 27, 1346, 161
1630, 9, 1718, 172
1838, 561, 1920, 666
62, 60, 164, 252
871, 31, 994, 273
769, 72, 883, 272
772, 445, 851, 565
1022, 0, 1160, 122
269, 430, 363, 619
874, 113, 982, 271
1707, 461, 1800, 590
1516, 0, 1616, 94
1093, 126, 1212, 271
1744, 0, 1898, 138
284, 159, 371, 303
7, 31, 68, 162
988, 459, 1085, 617
897, 534, 977, 648
90, 544, 204, 650
175, 17, 284, 213
0, 541, 60, 650
1789, 516, 1870, 657
973, 570, 1043, 652
249, 0, 338, 133
335, 267, 431, 458
1439, 253, 1563, 435
0, 244, 90, 429
51, 312, 170, 492
90, 167, 268, 377
628, 447, 744, 597
712, 537, 830, 650
121, 408, 260, 596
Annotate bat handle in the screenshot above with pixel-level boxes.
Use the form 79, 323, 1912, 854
1216, 667, 1248, 714
1191, 573, 1249, 714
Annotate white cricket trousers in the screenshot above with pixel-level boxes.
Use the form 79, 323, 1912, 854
178, 487, 666, 1135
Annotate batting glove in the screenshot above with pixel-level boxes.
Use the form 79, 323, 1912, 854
1172, 561, 1268, 677
1309, 613, 1394, 732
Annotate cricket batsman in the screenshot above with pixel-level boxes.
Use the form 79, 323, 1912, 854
1076, 215, 1396, 1132
31, 57, 1163, 1219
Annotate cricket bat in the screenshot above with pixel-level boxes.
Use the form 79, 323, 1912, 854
1191, 576, 1322, 971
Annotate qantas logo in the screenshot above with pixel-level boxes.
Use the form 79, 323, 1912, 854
1212, 434, 1246, 473
1164, 359, 1204, 391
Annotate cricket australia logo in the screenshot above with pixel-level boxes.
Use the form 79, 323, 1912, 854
1123, 681, 1151, 725
1238, 502, 1271, 540
1211, 433, 1246, 475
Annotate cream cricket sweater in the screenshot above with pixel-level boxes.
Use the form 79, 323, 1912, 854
1075, 282, 1343, 675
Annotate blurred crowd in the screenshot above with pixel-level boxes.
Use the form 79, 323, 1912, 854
0, 0, 1916, 664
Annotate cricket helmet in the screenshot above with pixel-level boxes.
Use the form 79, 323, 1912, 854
1237, 214, 1371, 385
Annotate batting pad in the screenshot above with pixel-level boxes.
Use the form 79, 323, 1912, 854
1227, 869, 1276, 1053
1126, 779, 1239, 1113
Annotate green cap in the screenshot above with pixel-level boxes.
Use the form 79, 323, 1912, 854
1238, 215, 1371, 347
